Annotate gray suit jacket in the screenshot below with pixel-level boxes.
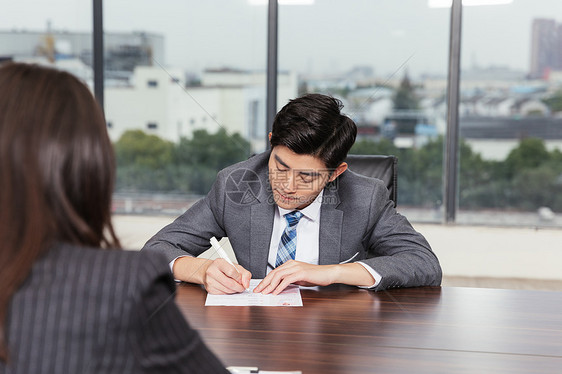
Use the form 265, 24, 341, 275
2, 243, 228, 374
143, 151, 442, 291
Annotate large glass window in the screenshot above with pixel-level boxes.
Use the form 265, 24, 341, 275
459, 0, 562, 228
279, 0, 450, 222
104, 0, 267, 214
2, 0, 561, 289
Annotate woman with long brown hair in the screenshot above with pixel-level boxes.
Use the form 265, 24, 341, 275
0, 63, 228, 373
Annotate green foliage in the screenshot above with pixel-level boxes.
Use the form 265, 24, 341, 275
173, 129, 251, 193
115, 130, 173, 169
504, 137, 550, 178
542, 90, 562, 113
458, 140, 497, 208
114, 128, 562, 212
393, 73, 419, 110
459, 137, 562, 211
547, 149, 562, 173
113, 128, 251, 194
350, 136, 562, 212
174, 128, 251, 171
116, 164, 188, 193
511, 166, 560, 210
350, 138, 398, 155
350, 137, 444, 207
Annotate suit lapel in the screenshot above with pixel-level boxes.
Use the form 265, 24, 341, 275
319, 186, 343, 265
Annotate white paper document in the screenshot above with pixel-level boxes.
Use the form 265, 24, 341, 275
205, 279, 303, 307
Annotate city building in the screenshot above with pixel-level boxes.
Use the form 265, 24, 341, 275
529, 18, 562, 79
0, 28, 164, 81
0, 28, 298, 152
106, 66, 298, 151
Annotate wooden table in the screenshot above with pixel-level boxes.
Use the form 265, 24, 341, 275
175, 284, 562, 373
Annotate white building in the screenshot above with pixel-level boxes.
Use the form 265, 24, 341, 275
105, 66, 298, 152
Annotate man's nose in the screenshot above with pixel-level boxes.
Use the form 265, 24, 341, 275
282, 172, 298, 193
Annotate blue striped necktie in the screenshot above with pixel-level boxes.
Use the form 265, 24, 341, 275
275, 211, 304, 267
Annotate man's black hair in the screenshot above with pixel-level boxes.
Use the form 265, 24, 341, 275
270, 93, 357, 169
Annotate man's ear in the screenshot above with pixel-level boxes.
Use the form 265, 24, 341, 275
268, 132, 272, 142
328, 162, 348, 182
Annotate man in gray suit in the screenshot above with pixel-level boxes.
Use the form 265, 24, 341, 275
143, 94, 442, 295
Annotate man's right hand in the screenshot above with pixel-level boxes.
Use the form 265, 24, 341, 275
173, 257, 251, 295
203, 258, 251, 294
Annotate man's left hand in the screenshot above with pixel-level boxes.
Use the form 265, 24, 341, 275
253, 260, 337, 295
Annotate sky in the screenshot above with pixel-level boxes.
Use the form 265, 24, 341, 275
1, 0, 562, 78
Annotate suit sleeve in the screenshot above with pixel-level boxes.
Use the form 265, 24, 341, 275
128, 252, 230, 374
357, 182, 442, 291
141, 171, 228, 263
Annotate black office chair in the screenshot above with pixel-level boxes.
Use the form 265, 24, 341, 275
345, 154, 398, 207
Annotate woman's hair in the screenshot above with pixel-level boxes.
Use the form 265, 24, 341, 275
0, 63, 121, 361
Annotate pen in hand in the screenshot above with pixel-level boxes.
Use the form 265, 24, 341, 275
209, 237, 249, 291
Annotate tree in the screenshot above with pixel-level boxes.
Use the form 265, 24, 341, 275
511, 166, 562, 210
173, 129, 251, 194
460, 137, 562, 211
113, 130, 176, 192
349, 137, 443, 207
504, 137, 550, 179
114, 129, 173, 169
350, 138, 398, 156
393, 72, 419, 110
458, 140, 498, 209
174, 128, 251, 170
113, 129, 250, 194
404, 137, 443, 207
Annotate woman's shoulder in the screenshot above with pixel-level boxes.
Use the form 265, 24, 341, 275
36, 243, 173, 294
56, 242, 167, 267
6, 245, 180, 373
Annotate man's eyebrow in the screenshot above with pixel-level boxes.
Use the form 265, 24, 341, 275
274, 154, 322, 177
274, 154, 290, 169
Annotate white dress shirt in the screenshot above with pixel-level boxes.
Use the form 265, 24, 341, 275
267, 191, 382, 288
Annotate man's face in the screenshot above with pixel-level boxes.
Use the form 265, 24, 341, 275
268, 146, 336, 210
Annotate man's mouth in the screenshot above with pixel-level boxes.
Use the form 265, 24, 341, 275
276, 190, 296, 201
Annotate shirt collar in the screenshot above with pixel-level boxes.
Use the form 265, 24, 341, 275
277, 190, 323, 223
